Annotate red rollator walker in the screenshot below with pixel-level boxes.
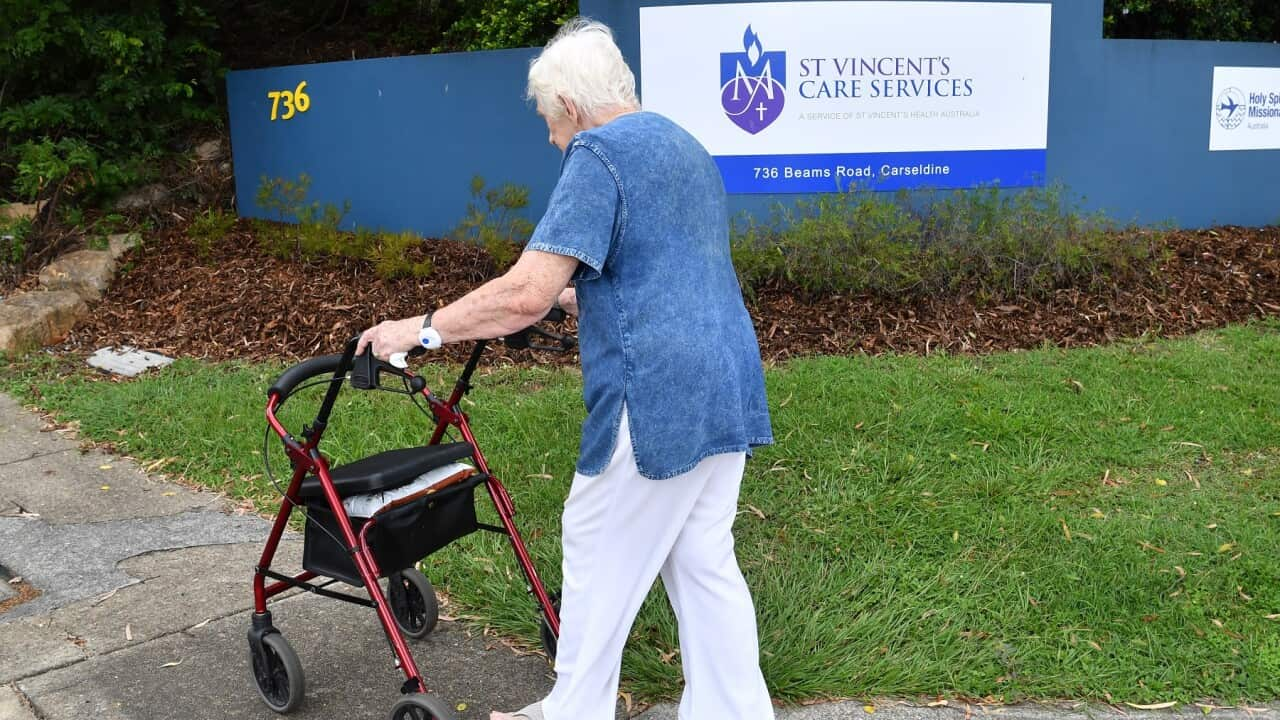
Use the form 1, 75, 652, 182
250, 312, 573, 720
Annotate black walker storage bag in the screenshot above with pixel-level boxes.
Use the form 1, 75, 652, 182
301, 473, 485, 587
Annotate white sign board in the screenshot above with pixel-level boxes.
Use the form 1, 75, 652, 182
639, 1, 1053, 193
1209, 66, 1280, 152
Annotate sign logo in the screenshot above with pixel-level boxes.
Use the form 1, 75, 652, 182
1216, 87, 1246, 130
720, 25, 786, 134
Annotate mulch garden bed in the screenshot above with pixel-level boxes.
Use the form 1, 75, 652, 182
40, 222, 1280, 365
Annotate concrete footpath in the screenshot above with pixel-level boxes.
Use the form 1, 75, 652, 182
0, 392, 1274, 720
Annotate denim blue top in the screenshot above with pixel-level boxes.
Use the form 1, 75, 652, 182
525, 111, 773, 480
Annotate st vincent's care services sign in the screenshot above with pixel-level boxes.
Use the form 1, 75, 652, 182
639, 1, 1053, 194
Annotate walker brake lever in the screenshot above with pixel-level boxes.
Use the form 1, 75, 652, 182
505, 325, 576, 352
505, 304, 575, 352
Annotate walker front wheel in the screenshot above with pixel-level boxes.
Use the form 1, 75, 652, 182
388, 568, 439, 639
249, 632, 305, 713
388, 692, 456, 720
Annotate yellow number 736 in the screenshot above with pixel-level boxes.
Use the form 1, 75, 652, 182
268, 81, 311, 121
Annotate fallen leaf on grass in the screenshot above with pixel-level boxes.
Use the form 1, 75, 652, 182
1218, 543, 1235, 553
143, 457, 172, 472
159, 659, 183, 668
1264, 614, 1280, 621
927, 700, 949, 707
1060, 519, 1072, 541
1125, 702, 1177, 710
619, 692, 633, 713
745, 504, 766, 520
1139, 541, 1167, 554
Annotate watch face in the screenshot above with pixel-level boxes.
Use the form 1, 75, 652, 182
419, 325, 443, 349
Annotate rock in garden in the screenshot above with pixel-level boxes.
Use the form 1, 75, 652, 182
114, 183, 170, 211
194, 139, 222, 162
38, 250, 116, 302
0, 202, 41, 221
107, 232, 141, 260
0, 290, 87, 352
86, 346, 174, 377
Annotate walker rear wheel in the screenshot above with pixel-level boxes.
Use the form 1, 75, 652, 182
388, 692, 456, 720
250, 632, 305, 713
388, 568, 439, 639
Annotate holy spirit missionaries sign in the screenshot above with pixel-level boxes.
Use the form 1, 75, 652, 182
639, 1, 1053, 193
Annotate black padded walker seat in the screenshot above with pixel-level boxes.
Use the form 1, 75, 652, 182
298, 442, 475, 501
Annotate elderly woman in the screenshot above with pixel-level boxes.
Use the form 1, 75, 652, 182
357, 18, 774, 720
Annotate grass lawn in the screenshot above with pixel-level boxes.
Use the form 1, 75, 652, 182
4, 323, 1280, 706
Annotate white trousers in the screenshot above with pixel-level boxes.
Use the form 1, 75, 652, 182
542, 410, 774, 720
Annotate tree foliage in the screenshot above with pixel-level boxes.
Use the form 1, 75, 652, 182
0, 1, 224, 203
1105, 0, 1280, 42
0, 0, 577, 208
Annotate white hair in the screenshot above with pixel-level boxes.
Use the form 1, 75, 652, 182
526, 17, 639, 122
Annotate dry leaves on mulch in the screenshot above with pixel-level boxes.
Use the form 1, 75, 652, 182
52, 223, 1280, 365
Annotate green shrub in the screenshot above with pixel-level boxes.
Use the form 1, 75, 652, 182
0, 216, 33, 268
437, 0, 577, 51
189, 209, 237, 258
731, 184, 1157, 304
250, 175, 433, 280
1, 2, 222, 204
450, 176, 534, 272
370, 230, 434, 280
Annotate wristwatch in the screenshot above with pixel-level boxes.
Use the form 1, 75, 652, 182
418, 311, 443, 350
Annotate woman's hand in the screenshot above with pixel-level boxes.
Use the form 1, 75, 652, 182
557, 287, 578, 316
356, 315, 424, 360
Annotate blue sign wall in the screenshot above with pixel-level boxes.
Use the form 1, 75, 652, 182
227, 48, 560, 237
226, 0, 1280, 233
